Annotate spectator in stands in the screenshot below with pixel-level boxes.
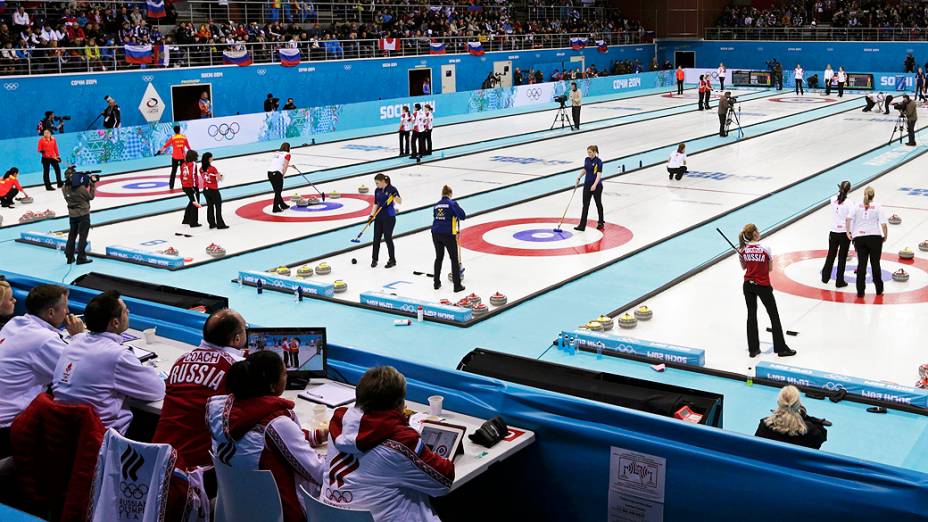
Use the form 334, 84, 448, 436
755, 385, 827, 449
153, 308, 246, 470
0, 280, 13, 329
326, 366, 454, 519
206, 351, 326, 522
51, 290, 166, 435
84, 38, 104, 71
0, 284, 84, 457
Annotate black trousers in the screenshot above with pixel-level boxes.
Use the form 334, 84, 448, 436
853, 235, 884, 297
719, 78, 725, 91
697, 91, 707, 110
578, 184, 604, 229
667, 166, 687, 180
863, 98, 876, 112
825, 80, 831, 95
169, 158, 183, 189
718, 113, 727, 136
884, 96, 894, 114
837, 81, 845, 97
424, 129, 433, 154
676, 79, 684, 95
182, 187, 200, 225
42, 157, 62, 189
267, 171, 287, 211
0, 187, 17, 207
743, 281, 789, 355
372, 215, 396, 262
410, 131, 421, 157
432, 232, 462, 288
398, 130, 410, 156
907, 120, 917, 145
65, 214, 90, 262
821, 231, 851, 284
285, 351, 299, 367
571, 106, 581, 129
203, 188, 226, 227
775, 74, 783, 90
795, 79, 804, 95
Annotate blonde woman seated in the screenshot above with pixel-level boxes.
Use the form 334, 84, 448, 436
754, 385, 827, 449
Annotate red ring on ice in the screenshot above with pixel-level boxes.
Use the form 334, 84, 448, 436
459, 217, 632, 257
235, 193, 374, 222
94, 175, 181, 197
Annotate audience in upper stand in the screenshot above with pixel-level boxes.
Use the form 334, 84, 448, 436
326, 365, 454, 521
206, 350, 327, 522
717, 0, 928, 30
0, 284, 84, 457
755, 385, 828, 449
153, 308, 246, 470
51, 290, 165, 433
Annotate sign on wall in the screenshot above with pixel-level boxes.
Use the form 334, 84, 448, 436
138, 82, 165, 123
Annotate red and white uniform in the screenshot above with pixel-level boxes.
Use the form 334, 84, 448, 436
424, 110, 433, 131
287, 339, 299, 354
325, 406, 454, 522
152, 341, 242, 469
698, 78, 710, 93
848, 203, 887, 238
829, 196, 851, 233
161, 133, 190, 160
268, 151, 290, 173
741, 242, 773, 287
412, 110, 425, 133
179, 161, 200, 189
201, 165, 221, 190
400, 112, 413, 132
206, 394, 325, 522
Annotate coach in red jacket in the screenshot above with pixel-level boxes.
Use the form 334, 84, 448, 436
37, 129, 62, 191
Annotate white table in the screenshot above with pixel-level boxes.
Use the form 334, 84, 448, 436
126, 329, 535, 491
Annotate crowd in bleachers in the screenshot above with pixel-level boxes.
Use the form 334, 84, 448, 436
716, 0, 928, 29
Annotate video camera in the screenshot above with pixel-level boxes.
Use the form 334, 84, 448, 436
54, 115, 72, 122
554, 94, 568, 107
66, 167, 102, 187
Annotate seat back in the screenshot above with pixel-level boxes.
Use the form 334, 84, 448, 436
211, 455, 283, 522
299, 485, 374, 522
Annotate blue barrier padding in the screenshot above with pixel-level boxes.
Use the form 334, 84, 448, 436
359, 291, 472, 323
105, 245, 185, 269
564, 329, 706, 366
238, 269, 335, 297
756, 362, 928, 409
20, 230, 89, 252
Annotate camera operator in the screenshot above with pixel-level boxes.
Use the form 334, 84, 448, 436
282, 98, 296, 110
37, 129, 63, 191
570, 82, 582, 131
36, 111, 66, 135
894, 94, 918, 146
264, 93, 280, 112
62, 166, 97, 265
718, 92, 732, 137
101, 97, 120, 129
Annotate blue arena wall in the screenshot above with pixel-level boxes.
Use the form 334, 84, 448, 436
0, 43, 656, 140
3, 269, 927, 521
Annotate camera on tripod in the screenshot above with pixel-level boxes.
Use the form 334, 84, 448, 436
65, 166, 101, 187
554, 94, 568, 107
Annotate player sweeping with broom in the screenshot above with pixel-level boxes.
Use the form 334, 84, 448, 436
573, 145, 604, 232
371, 173, 401, 268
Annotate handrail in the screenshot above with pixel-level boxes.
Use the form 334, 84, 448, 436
705, 25, 928, 42
0, 31, 653, 77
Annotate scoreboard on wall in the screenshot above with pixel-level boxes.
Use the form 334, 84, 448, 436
732, 70, 772, 87
845, 73, 874, 90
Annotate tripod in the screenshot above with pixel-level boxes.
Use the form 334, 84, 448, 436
889, 112, 907, 145
551, 102, 571, 130
726, 104, 744, 139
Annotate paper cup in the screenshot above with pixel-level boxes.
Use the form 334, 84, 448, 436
428, 395, 444, 416
143, 328, 157, 345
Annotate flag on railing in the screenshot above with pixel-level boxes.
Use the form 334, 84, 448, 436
596, 39, 608, 53
152, 43, 170, 66
124, 44, 153, 65
222, 49, 253, 66
570, 37, 587, 50
379, 37, 400, 52
467, 41, 484, 56
429, 42, 446, 55
146, 0, 166, 19
278, 47, 301, 67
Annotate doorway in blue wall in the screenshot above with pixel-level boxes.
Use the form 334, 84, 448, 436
675, 51, 695, 68
409, 68, 433, 96
171, 84, 212, 121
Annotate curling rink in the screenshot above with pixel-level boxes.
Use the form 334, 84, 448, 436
7, 87, 928, 472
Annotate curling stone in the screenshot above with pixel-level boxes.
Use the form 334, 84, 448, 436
296, 265, 314, 278
328, 191, 341, 199
358, 184, 369, 194
465, 293, 481, 305
889, 214, 902, 225
307, 196, 321, 206
276, 266, 291, 276
333, 280, 348, 293
617, 313, 638, 329
634, 306, 653, 321
472, 303, 489, 317
294, 197, 310, 208
41, 209, 55, 219
584, 321, 604, 332
17, 196, 33, 204
489, 292, 508, 307
920, 240, 928, 252
893, 269, 910, 282
899, 247, 915, 260
447, 271, 465, 282
455, 298, 472, 308
205, 243, 226, 258
595, 315, 614, 331
18, 211, 36, 224
161, 247, 180, 257
315, 262, 331, 275
439, 299, 452, 305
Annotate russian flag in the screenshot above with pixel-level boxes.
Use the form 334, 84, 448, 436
429, 42, 446, 55
596, 39, 608, 53
570, 37, 587, 50
124, 44, 153, 65
467, 41, 484, 56
222, 49, 253, 66
146, 0, 166, 19
278, 47, 300, 67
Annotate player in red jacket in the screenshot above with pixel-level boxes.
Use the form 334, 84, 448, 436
738, 223, 796, 358
179, 150, 201, 227
159, 126, 190, 190
200, 152, 228, 229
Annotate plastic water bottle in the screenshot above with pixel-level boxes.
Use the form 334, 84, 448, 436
297, 286, 304, 302
568, 337, 577, 356
256, 279, 263, 295
417, 306, 424, 322
596, 341, 605, 360
557, 333, 565, 352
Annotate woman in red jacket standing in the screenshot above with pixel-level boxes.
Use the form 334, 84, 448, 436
200, 152, 228, 229
698, 74, 711, 111
180, 150, 201, 228
738, 223, 796, 358
37, 129, 62, 191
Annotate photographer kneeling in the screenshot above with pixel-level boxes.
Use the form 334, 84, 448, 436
894, 94, 918, 146
62, 166, 97, 265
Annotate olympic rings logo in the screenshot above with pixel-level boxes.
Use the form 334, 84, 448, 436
822, 382, 845, 391
208, 122, 240, 140
257, 68, 267, 76
343, 64, 352, 71
525, 87, 542, 100
141, 75, 153, 82
3, 83, 18, 91
326, 488, 353, 503
120, 482, 150, 500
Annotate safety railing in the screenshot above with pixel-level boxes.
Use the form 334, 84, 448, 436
0, 31, 653, 76
705, 26, 928, 42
